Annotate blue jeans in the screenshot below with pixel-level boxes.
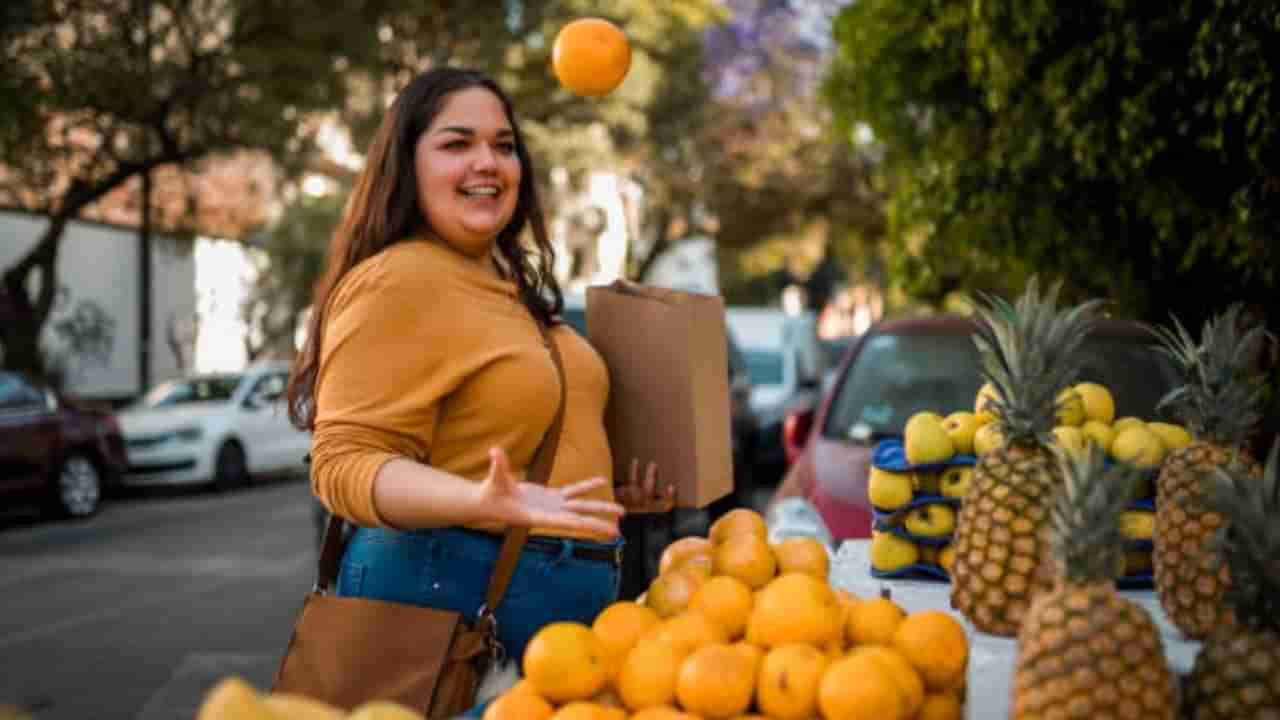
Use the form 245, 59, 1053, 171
336, 525, 622, 670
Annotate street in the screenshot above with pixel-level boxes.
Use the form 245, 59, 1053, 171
0, 479, 317, 720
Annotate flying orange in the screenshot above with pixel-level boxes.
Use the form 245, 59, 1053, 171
552, 18, 632, 96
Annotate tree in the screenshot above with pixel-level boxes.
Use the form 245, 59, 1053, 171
240, 190, 341, 362
0, 0, 371, 380
823, 0, 1280, 324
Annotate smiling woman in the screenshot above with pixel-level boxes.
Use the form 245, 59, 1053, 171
280, 67, 670, 712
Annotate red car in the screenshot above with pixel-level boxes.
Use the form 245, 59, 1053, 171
0, 371, 128, 518
771, 314, 1179, 540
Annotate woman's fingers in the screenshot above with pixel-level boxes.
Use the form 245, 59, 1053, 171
564, 498, 626, 517
558, 476, 611, 498
529, 511, 620, 538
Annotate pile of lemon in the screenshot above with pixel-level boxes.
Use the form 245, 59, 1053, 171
873, 381, 1186, 582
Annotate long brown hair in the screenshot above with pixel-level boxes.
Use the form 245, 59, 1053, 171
287, 67, 562, 431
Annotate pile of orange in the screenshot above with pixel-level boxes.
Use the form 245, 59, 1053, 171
489, 508, 971, 720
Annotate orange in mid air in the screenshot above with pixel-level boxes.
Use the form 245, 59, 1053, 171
552, 18, 632, 96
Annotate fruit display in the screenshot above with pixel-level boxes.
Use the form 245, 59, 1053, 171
949, 279, 1106, 637
1011, 444, 1178, 719
1180, 440, 1280, 719
866, 428, 970, 580
489, 508, 971, 720
1146, 304, 1271, 640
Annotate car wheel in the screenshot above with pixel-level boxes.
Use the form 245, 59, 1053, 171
51, 454, 102, 518
213, 440, 249, 491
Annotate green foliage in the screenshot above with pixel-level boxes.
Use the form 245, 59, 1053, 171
823, 0, 1280, 322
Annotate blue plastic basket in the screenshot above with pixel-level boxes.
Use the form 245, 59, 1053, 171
872, 437, 977, 473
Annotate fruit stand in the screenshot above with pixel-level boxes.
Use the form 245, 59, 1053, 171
829, 539, 1203, 720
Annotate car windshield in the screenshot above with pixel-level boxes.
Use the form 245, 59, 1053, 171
136, 375, 242, 408
743, 349, 785, 385
823, 329, 1178, 441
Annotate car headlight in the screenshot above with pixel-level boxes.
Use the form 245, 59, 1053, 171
175, 426, 204, 442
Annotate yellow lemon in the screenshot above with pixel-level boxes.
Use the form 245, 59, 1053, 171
940, 411, 981, 455
1073, 382, 1116, 424
1055, 388, 1086, 427
974, 382, 1002, 424
1111, 425, 1166, 469
1147, 422, 1193, 453
869, 467, 915, 510
973, 423, 1005, 455
1051, 426, 1088, 457
870, 531, 920, 572
1112, 416, 1147, 435
1080, 420, 1116, 454
939, 466, 972, 499
903, 504, 956, 538
904, 413, 955, 465
1119, 511, 1155, 540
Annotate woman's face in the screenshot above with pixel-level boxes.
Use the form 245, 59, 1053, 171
415, 87, 522, 260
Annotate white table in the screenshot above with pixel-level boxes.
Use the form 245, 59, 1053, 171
829, 540, 1202, 720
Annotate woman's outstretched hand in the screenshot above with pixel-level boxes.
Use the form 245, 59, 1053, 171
480, 447, 625, 538
616, 458, 676, 515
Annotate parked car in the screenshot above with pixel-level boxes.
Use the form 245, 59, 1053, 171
118, 361, 310, 490
771, 314, 1181, 540
0, 371, 127, 518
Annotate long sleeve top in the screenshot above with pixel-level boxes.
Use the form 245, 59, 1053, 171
309, 238, 615, 539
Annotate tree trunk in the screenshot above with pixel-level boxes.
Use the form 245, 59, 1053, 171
635, 205, 672, 282
1, 214, 67, 381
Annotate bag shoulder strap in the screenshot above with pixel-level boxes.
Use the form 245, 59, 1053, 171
314, 317, 568, 609
483, 318, 566, 612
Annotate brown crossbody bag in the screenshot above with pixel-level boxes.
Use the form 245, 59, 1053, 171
273, 319, 566, 717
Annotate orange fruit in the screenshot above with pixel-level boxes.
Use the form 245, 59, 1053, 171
846, 589, 906, 647
549, 701, 626, 720
818, 653, 905, 720
522, 622, 609, 704
756, 643, 830, 720
659, 537, 713, 575
851, 645, 925, 717
592, 601, 661, 678
551, 18, 631, 96
483, 690, 554, 720
674, 643, 755, 719
643, 611, 728, 658
646, 568, 704, 618
746, 573, 842, 648
713, 533, 778, 589
616, 640, 684, 711
629, 708, 699, 720
729, 641, 764, 674
709, 508, 768, 545
772, 537, 831, 579
892, 610, 969, 692
688, 575, 755, 640
917, 693, 964, 720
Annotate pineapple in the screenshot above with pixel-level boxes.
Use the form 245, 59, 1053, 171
1012, 445, 1178, 719
950, 278, 1104, 636
1182, 440, 1280, 719
1147, 304, 1271, 639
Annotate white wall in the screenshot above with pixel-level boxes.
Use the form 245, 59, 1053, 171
0, 210, 195, 399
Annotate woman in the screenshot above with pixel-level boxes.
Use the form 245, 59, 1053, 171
285, 67, 671, 670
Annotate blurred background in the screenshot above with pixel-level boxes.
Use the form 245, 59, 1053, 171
1, 0, 1277, 717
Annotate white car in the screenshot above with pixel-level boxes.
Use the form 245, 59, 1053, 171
117, 361, 311, 489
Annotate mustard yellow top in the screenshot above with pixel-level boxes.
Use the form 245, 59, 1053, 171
309, 238, 614, 538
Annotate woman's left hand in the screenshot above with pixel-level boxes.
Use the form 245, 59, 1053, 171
616, 459, 675, 515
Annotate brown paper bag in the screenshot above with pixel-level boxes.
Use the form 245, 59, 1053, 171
586, 280, 734, 508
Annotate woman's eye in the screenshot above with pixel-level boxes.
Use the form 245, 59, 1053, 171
444, 140, 468, 150
496, 142, 517, 155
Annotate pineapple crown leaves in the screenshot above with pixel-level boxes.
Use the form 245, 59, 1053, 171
1049, 444, 1141, 584
1148, 303, 1274, 445
1202, 439, 1280, 632
970, 277, 1106, 448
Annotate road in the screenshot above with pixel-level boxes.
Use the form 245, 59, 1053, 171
0, 478, 317, 720
0, 472, 781, 720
